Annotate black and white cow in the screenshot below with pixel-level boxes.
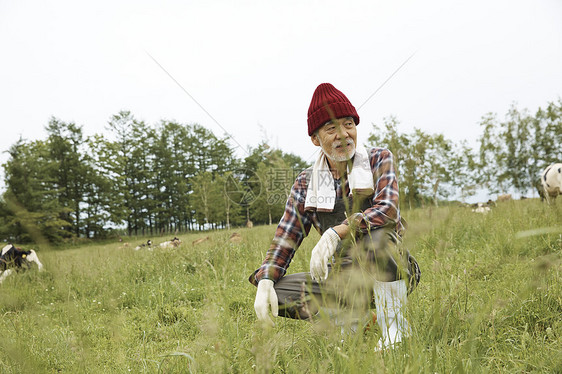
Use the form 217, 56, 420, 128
0, 244, 44, 284
541, 163, 562, 203
159, 237, 182, 249
134, 239, 153, 251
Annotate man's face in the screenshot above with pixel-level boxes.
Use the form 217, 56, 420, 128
311, 117, 357, 162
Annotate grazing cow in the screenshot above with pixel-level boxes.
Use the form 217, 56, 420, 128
497, 194, 512, 202
0, 244, 44, 284
471, 203, 491, 214
229, 232, 242, 243
134, 240, 153, 251
159, 237, 182, 248
192, 236, 210, 246
541, 163, 562, 203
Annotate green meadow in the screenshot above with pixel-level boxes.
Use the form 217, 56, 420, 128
1, 199, 561, 373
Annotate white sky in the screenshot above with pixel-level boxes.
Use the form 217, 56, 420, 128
1, 0, 561, 199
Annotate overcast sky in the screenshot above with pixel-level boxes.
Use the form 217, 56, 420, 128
1, 0, 561, 198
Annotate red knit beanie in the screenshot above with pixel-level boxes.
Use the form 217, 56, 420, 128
307, 83, 360, 136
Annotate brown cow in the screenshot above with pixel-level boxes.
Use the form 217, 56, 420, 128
192, 236, 210, 246
497, 194, 512, 202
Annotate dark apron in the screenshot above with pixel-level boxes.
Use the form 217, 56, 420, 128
274, 181, 420, 320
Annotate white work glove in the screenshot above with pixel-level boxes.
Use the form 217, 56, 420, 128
310, 228, 341, 282
254, 279, 278, 326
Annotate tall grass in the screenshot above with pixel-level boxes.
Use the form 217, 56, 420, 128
1, 199, 561, 373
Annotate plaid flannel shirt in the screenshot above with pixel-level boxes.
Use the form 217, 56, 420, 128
249, 147, 402, 286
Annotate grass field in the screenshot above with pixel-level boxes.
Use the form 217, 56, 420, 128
1, 199, 561, 373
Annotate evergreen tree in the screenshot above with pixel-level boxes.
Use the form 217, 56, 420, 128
104, 111, 153, 235
83, 135, 115, 238
152, 121, 193, 233
3, 139, 71, 242
45, 117, 90, 237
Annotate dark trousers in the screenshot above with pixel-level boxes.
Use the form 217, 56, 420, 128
274, 227, 419, 320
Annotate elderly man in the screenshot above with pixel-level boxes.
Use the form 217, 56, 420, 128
249, 83, 419, 350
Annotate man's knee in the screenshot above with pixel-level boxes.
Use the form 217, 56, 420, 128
362, 227, 396, 249
274, 273, 322, 320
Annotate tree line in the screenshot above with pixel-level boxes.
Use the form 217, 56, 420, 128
369, 100, 561, 209
0, 111, 305, 243
1, 100, 560, 243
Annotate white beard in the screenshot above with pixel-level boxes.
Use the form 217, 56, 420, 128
319, 138, 356, 162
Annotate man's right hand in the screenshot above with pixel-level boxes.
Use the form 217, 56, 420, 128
309, 228, 341, 281
254, 279, 278, 326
